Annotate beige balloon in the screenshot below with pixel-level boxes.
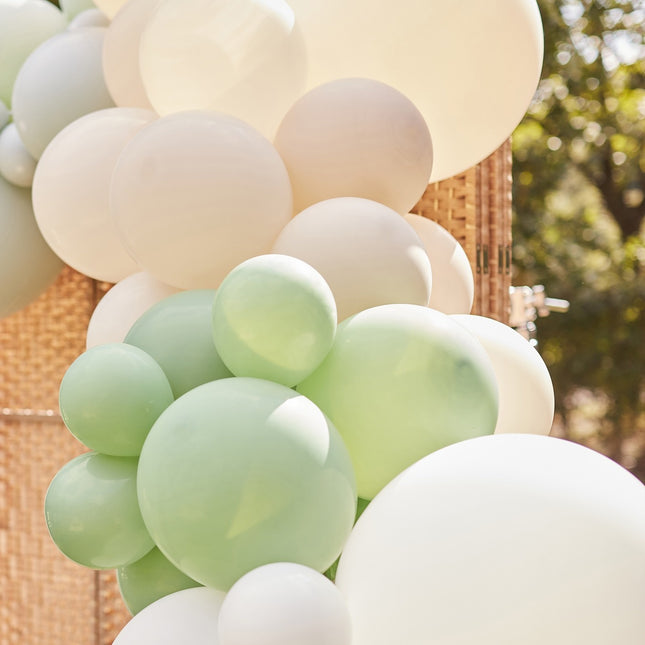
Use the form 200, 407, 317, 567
404, 214, 474, 314
111, 111, 293, 289
451, 314, 554, 436
33, 108, 156, 282
272, 197, 432, 320
86, 272, 180, 349
0, 123, 37, 188
103, 0, 158, 109
93, 0, 127, 19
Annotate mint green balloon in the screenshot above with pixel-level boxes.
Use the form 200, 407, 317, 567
298, 304, 499, 499
45, 452, 154, 569
126, 290, 232, 398
212, 254, 337, 387
59, 343, 174, 456
118, 547, 202, 615
138, 377, 357, 590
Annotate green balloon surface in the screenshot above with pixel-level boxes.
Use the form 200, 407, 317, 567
118, 547, 202, 615
298, 304, 499, 499
45, 452, 154, 569
59, 343, 174, 456
212, 254, 337, 387
138, 377, 357, 590
125, 290, 232, 398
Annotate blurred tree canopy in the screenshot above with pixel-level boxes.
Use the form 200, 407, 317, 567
513, 0, 645, 476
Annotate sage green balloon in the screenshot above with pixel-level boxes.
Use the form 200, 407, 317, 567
126, 290, 233, 398
212, 254, 337, 387
0, 175, 63, 318
60, 0, 97, 19
45, 452, 155, 569
59, 343, 174, 456
137, 377, 357, 590
298, 304, 499, 499
118, 547, 202, 615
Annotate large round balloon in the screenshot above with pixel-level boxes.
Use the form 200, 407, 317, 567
0, 123, 37, 188
137, 377, 357, 590
451, 314, 554, 435
12, 27, 116, 159
139, 0, 306, 138
272, 198, 432, 321
336, 434, 645, 645
287, 0, 543, 181
0, 176, 63, 319
111, 111, 293, 289
298, 304, 498, 499
274, 78, 433, 215
33, 107, 154, 282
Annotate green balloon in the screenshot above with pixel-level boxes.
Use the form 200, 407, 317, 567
212, 254, 337, 387
59, 343, 174, 456
126, 290, 232, 398
137, 377, 357, 590
45, 452, 154, 569
298, 304, 499, 499
118, 547, 202, 615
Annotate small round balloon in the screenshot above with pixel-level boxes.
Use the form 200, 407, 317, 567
212, 255, 337, 387
0, 123, 37, 188
68, 8, 110, 28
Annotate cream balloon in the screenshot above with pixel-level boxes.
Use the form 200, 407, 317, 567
68, 8, 109, 28
86, 272, 180, 349
139, 0, 306, 138
272, 197, 432, 320
451, 314, 554, 435
111, 111, 293, 289
60, 0, 97, 19
103, 0, 158, 109
337, 434, 645, 645
404, 214, 474, 314
0, 124, 37, 188
33, 108, 155, 282
0, 0, 67, 107
275, 78, 433, 215
93, 0, 127, 19
11, 28, 116, 159
287, 0, 543, 181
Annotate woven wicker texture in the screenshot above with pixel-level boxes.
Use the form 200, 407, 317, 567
0, 143, 511, 645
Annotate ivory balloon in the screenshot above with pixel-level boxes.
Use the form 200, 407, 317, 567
112, 111, 293, 289
275, 79, 433, 215
404, 214, 474, 314
33, 107, 155, 282
287, 0, 543, 181
11, 28, 116, 159
60, 0, 97, 19
336, 434, 645, 645
139, 0, 306, 137
93, 0, 127, 18
272, 198, 432, 320
68, 8, 110, 28
0, 124, 37, 188
103, 0, 158, 109
451, 314, 554, 435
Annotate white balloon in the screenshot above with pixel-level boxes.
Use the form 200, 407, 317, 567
86, 272, 179, 349
272, 197, 432, 320
93, 0, 127, 19
337, 434, 645, 645
0, 99, 10, 131
114, 587, 225, 645
33, 107, 155, 282
218, 563, 352, 645
11, 27, 115, 159
0, 123, 37, 188
451, 314, 554, 435
404, 214, 474, 314
60, 0, 97, 19
68, 8, 109, 28
287, 0, 543, 181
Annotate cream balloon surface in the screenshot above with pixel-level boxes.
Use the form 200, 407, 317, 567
0, 0, 67, 106
288, 0, 543, 181
86, 272, 179, 349
0, 123, 37, 188
272, 197, 432, 320
275, 78, 433, 215
404, 214, 474, 314
60, 0, 97, 19
68, 7, 109, 28
11, 27, 116, 159
93, 0, 127, 18
112, 111, 293, 289
103, 0, 158, 109
139, 0, 306, 137
33, 108, 155, 282
336, 434, 645, 645
451, 314, 554, 435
